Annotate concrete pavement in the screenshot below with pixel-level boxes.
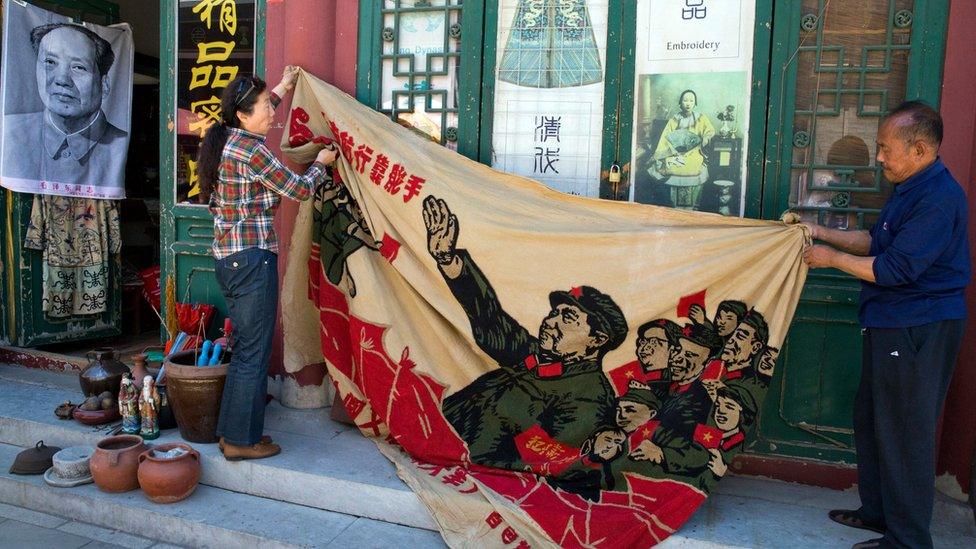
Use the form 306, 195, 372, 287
0, 501, 172, 548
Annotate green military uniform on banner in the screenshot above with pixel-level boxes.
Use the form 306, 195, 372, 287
441, 250, 620, 469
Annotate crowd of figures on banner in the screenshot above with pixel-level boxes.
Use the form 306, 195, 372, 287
311, 167, 780, 500
422, 195, 778, 498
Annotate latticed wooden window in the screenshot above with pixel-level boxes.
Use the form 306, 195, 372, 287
787, 0, 915, 231
369, 1, 464, 149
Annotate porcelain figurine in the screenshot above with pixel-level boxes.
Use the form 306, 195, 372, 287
139, 376, 160, 440
118, 373, 140, 435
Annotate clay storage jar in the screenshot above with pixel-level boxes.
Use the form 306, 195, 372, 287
164, 350, 230, 443
80, 348, 131, 397
89, 435, 147, 493
137, 443, 201, 504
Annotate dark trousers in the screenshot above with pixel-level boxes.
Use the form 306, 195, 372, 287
214, 248, 278, 446
855, 319, 964, 549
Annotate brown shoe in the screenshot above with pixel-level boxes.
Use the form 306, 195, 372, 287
220, 440, 281, 461
219, 436, 272, 452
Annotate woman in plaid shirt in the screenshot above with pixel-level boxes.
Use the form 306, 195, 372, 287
197, 67, 337, 461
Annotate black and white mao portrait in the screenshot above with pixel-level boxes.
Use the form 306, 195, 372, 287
0, 0, 133, 199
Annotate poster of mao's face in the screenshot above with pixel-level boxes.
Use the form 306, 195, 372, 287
0, 0, 133, 199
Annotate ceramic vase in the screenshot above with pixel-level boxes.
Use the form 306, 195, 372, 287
129, 354, 150, 389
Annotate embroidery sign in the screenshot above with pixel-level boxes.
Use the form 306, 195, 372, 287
0, 0, 133, 199
646, 0, 744, 60
280, 70, 810, 547
629, 0, 756, 215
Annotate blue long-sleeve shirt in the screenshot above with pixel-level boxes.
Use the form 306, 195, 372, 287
859, 158, 971, 328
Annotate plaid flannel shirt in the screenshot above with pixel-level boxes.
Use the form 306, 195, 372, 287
210, 121, 326, 260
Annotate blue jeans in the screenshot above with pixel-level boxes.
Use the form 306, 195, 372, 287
214, 247, 278, 446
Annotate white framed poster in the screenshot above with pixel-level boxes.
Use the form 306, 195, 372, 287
630, 0, 756, 216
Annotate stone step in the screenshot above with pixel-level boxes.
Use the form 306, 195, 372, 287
0, 364, 438, 531
4, 364, 975, 548
0, 442, 445, 548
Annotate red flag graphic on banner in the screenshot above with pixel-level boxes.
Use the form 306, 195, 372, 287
629, 419, 660, 453
694, 424, 724, 450
608, 360, 646, 395
514, 424, 580, 476
676, 289, 707, 318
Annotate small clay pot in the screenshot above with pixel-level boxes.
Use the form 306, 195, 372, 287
164, 350, 230, 443
137, 443, 201, 504
89, 435, 147, 493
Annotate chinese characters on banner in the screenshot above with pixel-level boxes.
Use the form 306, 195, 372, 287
289, 108, 427, 204
631, 0, 755, 216
492, 0, 609, 197
0, 1, 133, 199
176, 0, 255, 203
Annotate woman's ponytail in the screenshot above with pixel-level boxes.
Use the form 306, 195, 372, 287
195, 74, 267, 203
197, 120, 228, 203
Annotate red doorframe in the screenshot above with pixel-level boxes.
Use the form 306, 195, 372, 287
264, 0, 359, 382
935, 0, 976, 500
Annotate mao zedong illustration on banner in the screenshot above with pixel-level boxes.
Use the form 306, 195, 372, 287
281, 70, 808, 547
0, 0, 133, 199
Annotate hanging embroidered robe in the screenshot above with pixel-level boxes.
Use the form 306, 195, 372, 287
498, 0, 603, 88
24, 195, 120, 318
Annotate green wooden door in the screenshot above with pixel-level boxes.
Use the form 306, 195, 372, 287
0, 0, 121, 347
755, 0, 948, 462
159, 0, 264, 339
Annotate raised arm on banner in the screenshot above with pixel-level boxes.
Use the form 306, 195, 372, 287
423, 196, 462, 278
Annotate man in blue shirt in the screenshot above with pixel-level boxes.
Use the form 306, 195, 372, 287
803, 101, 970, 549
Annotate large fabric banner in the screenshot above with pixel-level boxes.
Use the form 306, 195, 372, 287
281, 70, 809, 547
0, 0, 133, 199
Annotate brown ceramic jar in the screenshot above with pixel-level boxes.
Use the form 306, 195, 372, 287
137, 443, 201, 504
80, 348, 131, 397
89, 435, 146, 493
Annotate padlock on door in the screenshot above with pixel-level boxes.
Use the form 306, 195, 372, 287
608, 162, 621, 184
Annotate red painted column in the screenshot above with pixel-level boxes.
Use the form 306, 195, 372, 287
936, 0, 976, 500
265, 0, 359, 406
